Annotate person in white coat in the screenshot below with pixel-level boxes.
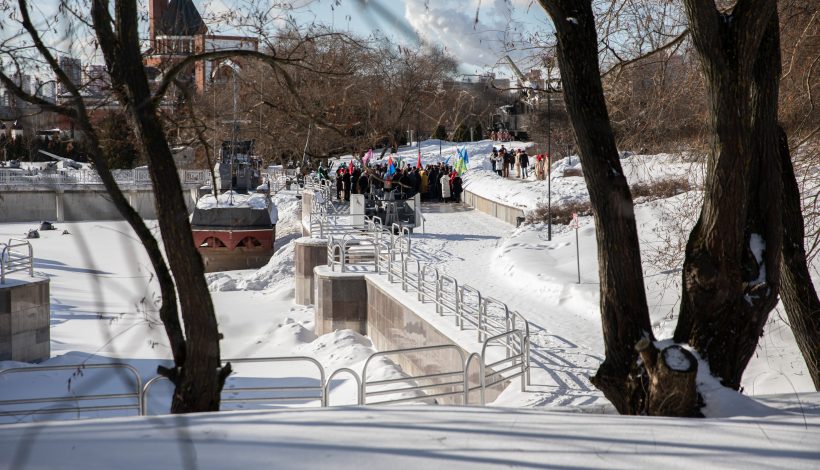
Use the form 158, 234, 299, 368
439, 173, 451, 202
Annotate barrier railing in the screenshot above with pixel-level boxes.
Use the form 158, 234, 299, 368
361, 345, 468, 405
304, 184, 531, 387
0, 168, 212, 188
0, 329, 529, 420
0, 238, 34, 284
0, 363, 142, 420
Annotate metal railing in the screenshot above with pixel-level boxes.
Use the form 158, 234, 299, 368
0, 329, 529, 422
0, 168, 211, 188
361, 345, 468, 405
303, 183, 531, 387
140, 356, 326, 415
0, 363, 142, 420
0, 238, 34, 284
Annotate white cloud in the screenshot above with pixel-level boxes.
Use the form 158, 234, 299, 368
403, 0, 540, 71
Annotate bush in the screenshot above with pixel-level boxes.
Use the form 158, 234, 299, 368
630, 177, 691, 202
524, 177, 692, 226
525, 200, 592, 226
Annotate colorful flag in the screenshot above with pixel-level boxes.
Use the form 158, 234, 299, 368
386, 155, 396, 177
363, 148, 373, 166
417, 148, 422, 168
459, 147, 469, 165
348, 160, 355, 173
453, 154, 467, 175
444, 155, 452, 165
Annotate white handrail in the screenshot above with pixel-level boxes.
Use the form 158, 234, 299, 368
0, 238, 34, 284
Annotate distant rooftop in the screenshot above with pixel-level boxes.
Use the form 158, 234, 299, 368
159, 0, 207, 36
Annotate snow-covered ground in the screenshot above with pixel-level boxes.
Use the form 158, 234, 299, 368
1, 138, 818, 467
0, 189, 411, 422
2, 403, 818, 469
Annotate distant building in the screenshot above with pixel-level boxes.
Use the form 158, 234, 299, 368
84, 65, 110, 96
145, 0, 258, 93
57, 56, 82, 96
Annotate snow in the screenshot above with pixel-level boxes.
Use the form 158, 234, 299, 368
0, 404, 818, 469
195, 190, 270, 210
0, 187, 413, 422
663, 346, 693, 372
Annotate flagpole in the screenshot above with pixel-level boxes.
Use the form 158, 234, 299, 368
416, 103, 421, 168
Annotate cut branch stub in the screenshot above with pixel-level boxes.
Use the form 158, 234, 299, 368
636, 339, 701, 417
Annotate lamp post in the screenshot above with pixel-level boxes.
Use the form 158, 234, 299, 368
547, 89, 552, 241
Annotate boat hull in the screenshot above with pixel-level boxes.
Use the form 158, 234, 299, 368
192, 227, 275, 272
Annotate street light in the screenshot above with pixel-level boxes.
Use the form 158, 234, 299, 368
547, 88, 552, 241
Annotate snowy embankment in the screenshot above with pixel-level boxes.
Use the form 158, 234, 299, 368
1, 402, 818, 470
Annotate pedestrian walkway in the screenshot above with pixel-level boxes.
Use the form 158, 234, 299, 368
412, 203, 606, 408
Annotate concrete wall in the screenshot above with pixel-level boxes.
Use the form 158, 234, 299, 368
0, 188, 197, 222
365, 278, 505, 404
462, 189, 526, 226
0, 277, 50, 362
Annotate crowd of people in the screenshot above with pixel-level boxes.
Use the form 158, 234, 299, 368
487, 146, 548, 181
319, 161, 464, 203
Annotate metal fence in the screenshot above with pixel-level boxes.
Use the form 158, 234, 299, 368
308, 184, 531, 387
0, 238, 34, 284
0, 168, 212, 188
0, 332, 530, 421
0, 363, 142, 420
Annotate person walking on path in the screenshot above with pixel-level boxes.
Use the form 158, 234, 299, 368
520, 151, 530, 179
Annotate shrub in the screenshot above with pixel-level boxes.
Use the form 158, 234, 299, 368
525, 200, 592, 226
630, 177, 691, 202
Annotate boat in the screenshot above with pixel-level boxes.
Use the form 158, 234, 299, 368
190, 140, 278, 272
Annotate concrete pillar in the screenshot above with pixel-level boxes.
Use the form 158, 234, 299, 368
314, 265, 367, 335
55, 189, 64, 222
350, 194, 365, 227
294, 237, 328, 305
301, 190, 313, 236
0, 278, 50, 362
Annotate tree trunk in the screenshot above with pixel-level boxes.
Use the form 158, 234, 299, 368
677, 0, 782, 390
92, 0, 227, 412
778, 126, 820, 390
538, 0, 653, 414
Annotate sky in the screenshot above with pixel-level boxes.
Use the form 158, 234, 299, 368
4, 0, 553, 79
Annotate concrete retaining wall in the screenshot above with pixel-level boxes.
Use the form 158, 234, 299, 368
365, 278, 505, 404
462, 189, 526, 226
0, 277, 50, 362
0, 188, 198, 222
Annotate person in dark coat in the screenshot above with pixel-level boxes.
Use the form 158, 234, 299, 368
358, 172, 370, 195
342, 169, 352, 201
427, 166, 439, 200
336, 168, 344, 200
451, 173, 463, 203
520, 151, 530, 178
